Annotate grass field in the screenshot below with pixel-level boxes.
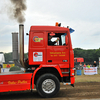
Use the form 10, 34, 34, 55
75, 69, 100, 82
75, 74, 100, 82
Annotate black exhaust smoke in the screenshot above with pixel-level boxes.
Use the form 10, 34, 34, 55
10, 0, 27, 23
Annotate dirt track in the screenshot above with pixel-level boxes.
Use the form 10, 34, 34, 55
0, 82, 100, 100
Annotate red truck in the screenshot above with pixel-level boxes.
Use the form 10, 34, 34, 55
0, 23, 75, 98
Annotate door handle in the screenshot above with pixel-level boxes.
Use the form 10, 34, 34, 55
48, 60, 52, 62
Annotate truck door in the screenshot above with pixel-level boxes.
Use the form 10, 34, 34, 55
29, 32, 46, 65
47, 32, 69, 65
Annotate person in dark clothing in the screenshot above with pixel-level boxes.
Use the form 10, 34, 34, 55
0, 63, 3, 68
93, 61, 97, 67
48, 36, 59, 45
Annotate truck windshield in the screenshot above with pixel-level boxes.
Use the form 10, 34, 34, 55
48, 33, 67, 46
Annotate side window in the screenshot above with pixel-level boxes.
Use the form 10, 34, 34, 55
48, 33, 67, 46
61, 34, 66, 45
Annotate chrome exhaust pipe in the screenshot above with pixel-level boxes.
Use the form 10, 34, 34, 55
19, 24, 25, 68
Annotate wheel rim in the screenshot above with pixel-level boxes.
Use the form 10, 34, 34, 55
42, 79, 56, 94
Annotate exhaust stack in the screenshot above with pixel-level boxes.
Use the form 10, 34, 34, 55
19, 24, 25, 67
12, 32, 18, 60
12, 32, 21, 67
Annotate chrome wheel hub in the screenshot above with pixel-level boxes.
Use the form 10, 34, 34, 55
42, 79, 56, 94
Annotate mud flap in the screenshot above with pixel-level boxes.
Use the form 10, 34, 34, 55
71, 84, 74, 87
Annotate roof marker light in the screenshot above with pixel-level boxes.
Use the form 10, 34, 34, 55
55, 22, 59, 26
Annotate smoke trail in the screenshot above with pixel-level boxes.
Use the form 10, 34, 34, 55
10, 0, 27, 23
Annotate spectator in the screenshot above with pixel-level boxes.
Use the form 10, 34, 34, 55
83, 63, 86, 67
87, 64, 90, 68
93, 61, 97, 67
79, 62, 83, 70
6, 63, 11, 68
0, 63, 3, 68
90, 64, 92, 67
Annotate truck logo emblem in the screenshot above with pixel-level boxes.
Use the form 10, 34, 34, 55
34, 52, 38, 57
33, 36, 43, 42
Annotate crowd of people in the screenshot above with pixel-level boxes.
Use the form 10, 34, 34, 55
79, 61, 97, 69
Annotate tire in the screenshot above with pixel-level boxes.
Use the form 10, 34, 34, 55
36, 73, 60, 98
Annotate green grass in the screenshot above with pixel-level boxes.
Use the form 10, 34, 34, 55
75, 74, 100, 82
75, 69, 100, 83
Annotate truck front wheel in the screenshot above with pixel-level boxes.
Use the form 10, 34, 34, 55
36, 73, 60, 98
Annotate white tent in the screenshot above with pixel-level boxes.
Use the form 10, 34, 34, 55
0, 53, 5, 65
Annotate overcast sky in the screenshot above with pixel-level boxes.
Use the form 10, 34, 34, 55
0, 0, 100, 53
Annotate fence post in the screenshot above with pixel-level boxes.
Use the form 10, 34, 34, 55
98, 67, 100, 75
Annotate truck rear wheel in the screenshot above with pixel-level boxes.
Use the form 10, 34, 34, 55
36, 73, 60, 98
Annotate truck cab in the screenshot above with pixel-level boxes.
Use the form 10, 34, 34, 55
29, 26, 74, 67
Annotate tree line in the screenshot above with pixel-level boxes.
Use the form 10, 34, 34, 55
4, 48, 100, 65
74, 48, 100, 65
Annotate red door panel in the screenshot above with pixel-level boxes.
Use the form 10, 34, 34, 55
29, 32, 46, 65
47, 46, 69, 64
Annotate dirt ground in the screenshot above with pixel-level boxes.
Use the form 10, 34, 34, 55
0, 82, 100, 100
